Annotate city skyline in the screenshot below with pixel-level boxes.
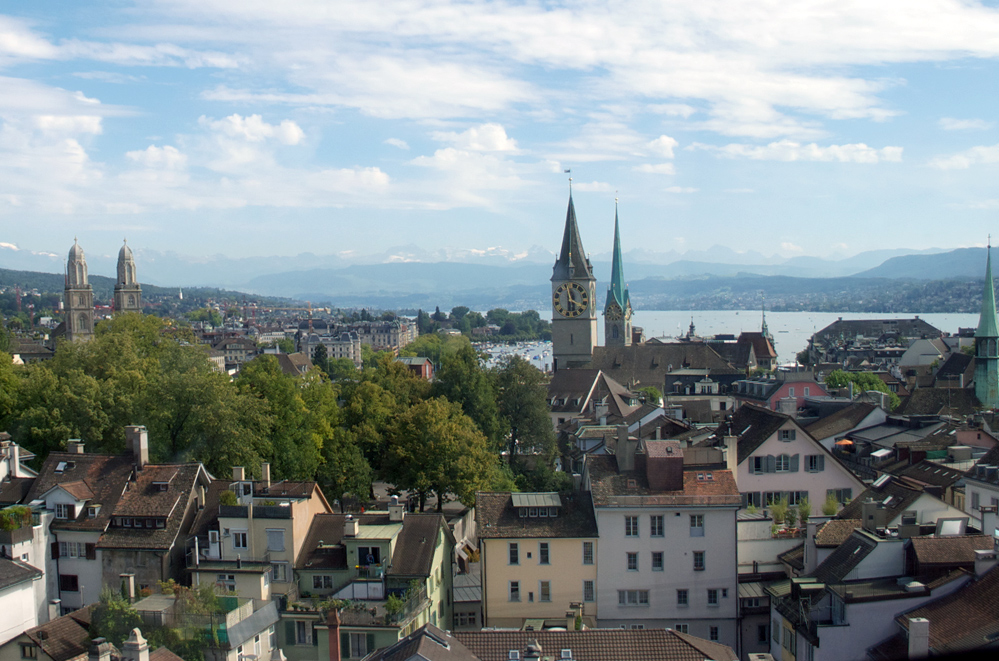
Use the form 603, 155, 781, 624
3, 1, 999, 263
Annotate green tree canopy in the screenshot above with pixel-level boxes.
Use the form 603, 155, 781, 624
494, 355, 556, 464
823, 369, 900, 410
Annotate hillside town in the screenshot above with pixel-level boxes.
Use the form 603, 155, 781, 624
0, 197, 998, 661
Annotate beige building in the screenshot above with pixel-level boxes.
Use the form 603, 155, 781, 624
476, 492, 598, 629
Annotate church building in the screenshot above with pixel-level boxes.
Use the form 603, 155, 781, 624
975, 244, 999, 408
63, 239, 94, 343
114, 240, 143, 313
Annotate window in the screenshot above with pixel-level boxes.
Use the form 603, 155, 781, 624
59, 574, 79, 592
788, 387, 795, 397
758, 624, 769, 644
722, 588, 728, 598
744, 491, 762, 508
776, 454, 791, 472
539, 542, 550, 565
349, 633, 371, 658
676, 589, 688, 606
20, 644, 37, 659
617, 589, 649, 606
272, 562, 288, 582
627, 552, 638, 571
59, 542, 85, 558
313, 575, 334, 589
784, 627, 796, 655
693, 551, 705, 571
254, 634, 261, 658
710, 627, 719, 641
827, 488, 852, 505
652, 551, 663, 571
806, 454, 825, 472
773, 619, 780, 643
751, 457, 765, 474
674, 624, 688, 634
217, 574, 236, 592
804, 387, 810, 396
625, 515, 639, 537
509, 542, 519, 565
787, 491, 808, 506
232, 531, 248, 550
509, 581, 520, 602
269, 626, 276, 649
540, 581, 551, 602
266, 529, 285, 551
54, 504, 72, 520
690, 514, 704, 537
650, 515, 664, 537
583, 580, 595, 602
582, 541, 594, 565
707, 589, 718, 606
780, 429, 796, 441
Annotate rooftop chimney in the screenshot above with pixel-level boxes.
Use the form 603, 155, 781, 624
907, 617, 929, 659
89, 638, 113, 661
389, 495, 405, 522
67, 440, 85, 454
645, 440, 684, 491
523, 640, 542, 659
344, 515, 359, 537
974, 549, 998, 577
261, 462, 271, 489
125, 426, 148, 469
120, 573, 135, 603
232, 466, 246, 482
616, 426, 637, 472
122, 629, 149, 661
327, 609, 341, 661
48, 599, 61, 622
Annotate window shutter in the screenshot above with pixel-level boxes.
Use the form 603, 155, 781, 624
790, 454, 799, 472
818, 455, 825, 471
284, 621, 295, 645
366, 633, 375, 653
766, 455, 776, 473
85, 543, 96, 560
340, 633, 349, 656
51, 542, 59, 559
311, 624, 318, 647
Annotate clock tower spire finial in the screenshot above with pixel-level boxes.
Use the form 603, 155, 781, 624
551, 186, 597, 371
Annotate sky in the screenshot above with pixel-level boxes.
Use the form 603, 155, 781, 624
3, 0, 999, 268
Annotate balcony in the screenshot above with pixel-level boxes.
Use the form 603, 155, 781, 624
218, 504, 292, 519
285, 586, 429, 628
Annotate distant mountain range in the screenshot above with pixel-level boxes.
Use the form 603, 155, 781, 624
1, 243, 991, 312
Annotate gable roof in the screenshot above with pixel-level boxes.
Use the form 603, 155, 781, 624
728, 404, 791, 463
22, 606, 95, 661
26, 452, 134, 533
837, 476, 924, 523
895, 461, 964, 489
452, 628, 738, 661
586, 455, 740, 508
587, 343, 740, 390
0, 557, 42, 591
804, 402, 879, 441
814, 519, 862, 548
811, 530, 878, 584
476, 491, 597, 540
363, 624, 479, 661
909, 535, 994, 567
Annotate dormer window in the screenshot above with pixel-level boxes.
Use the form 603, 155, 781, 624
154, 482, 170, 492
54, 504, 73, 520
87, 505, 100, 518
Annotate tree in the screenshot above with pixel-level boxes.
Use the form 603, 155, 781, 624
383, 398, 497, 511
824, 369, 900, 410
431, 341, 501, 447
312, 343, 329, 373
449, 306, 470, 323
494, 356, 556, 464
90, 586, 142, 648
796, 349, 812, 366
318, 427, 372, 509
637, 386, 662, 406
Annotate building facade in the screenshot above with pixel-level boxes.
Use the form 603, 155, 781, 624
64, 240, 93, 343
114, 240, 143, 314
551, 194, 597, 371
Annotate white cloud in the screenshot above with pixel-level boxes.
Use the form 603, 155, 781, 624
648, 104, 696, 118
665, 186, 697, 194
199, 114, 304, 145
431, 123, 518, 152
34, 115, 102, 135
72, 71, 146, 84
781, 242, 804, 254
929, 144, 999, 170
692, 140, 903, 163
939, 117, 992, 131
648, 135, 678, 158
384, 138, 409, 150
633, 163, 676, 175
126, 145, 187, 169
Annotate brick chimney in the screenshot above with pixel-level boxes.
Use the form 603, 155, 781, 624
644, 440, 683, 491
67, 440, 85, 454
907, 617, 929, 659
89, 638, 113, 661
125, 426, 148, 469
327, 609, 341, 661
122, 628, 149, 661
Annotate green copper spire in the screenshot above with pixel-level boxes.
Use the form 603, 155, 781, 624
976, 243, 999, 339
607, 200, 630, 311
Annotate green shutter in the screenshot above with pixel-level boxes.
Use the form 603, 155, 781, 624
366, 633, 375, 654
284, 621, 295, 645
340, 632, 349, 657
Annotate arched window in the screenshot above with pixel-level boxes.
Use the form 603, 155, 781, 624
612, 326, 619, 339
128, 294, 136, 306
77, 314, 89, 331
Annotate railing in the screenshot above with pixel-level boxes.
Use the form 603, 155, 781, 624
602, 494, 743, 507
186, 546, 271, 569
218, 504, 292, 519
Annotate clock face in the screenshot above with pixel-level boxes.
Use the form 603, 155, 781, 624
553, 282, 589, 317
606, 302, 622, 321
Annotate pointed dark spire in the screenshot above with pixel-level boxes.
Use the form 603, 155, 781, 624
552, 193, 593, 281
607, 199, 629, 310
977, 242, 999, 339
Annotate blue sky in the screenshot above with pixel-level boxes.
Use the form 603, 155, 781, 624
3, 0, 999, 268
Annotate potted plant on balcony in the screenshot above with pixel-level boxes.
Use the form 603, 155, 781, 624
769, 497, 789, 528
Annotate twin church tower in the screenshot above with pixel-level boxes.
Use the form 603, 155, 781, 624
550, 193, 633, 371
63, 239, 142, 342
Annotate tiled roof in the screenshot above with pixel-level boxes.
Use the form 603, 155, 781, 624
837, 476, 923, 522
727, 404, 790, 463
587, 343, 740, 390
895, 564, 999, 655
26, 453, 134, 533
0, 557, 42, 590
586, 455, 740, 508
59, 481, 95, 501
98, 463, 204, 550
0, 477, 35, 505
804, 403, 878, 441
896, 461, 963, 488
909, 535, 994, 567
476, 491, 597, 539
150, 648, 185, 661
23, 606, 95, 661
364, 624, 479, 661
895, 388, 978, 416
189, 480, 232, 539
255, 480, 321, 500
814, 519, 861, 547
779, 543, 804, 571
811, 530, 878, 584
452, 628, 738, 661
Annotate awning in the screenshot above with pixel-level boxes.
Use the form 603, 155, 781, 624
835, 439, 855, 446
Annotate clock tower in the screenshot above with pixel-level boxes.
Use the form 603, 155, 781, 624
551, 193, 597, 371
604, 200, 632, 346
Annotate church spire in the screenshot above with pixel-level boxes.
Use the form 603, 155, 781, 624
608, 199, 629, 311
976, 241, 999, 339
552, 193, 593, 281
